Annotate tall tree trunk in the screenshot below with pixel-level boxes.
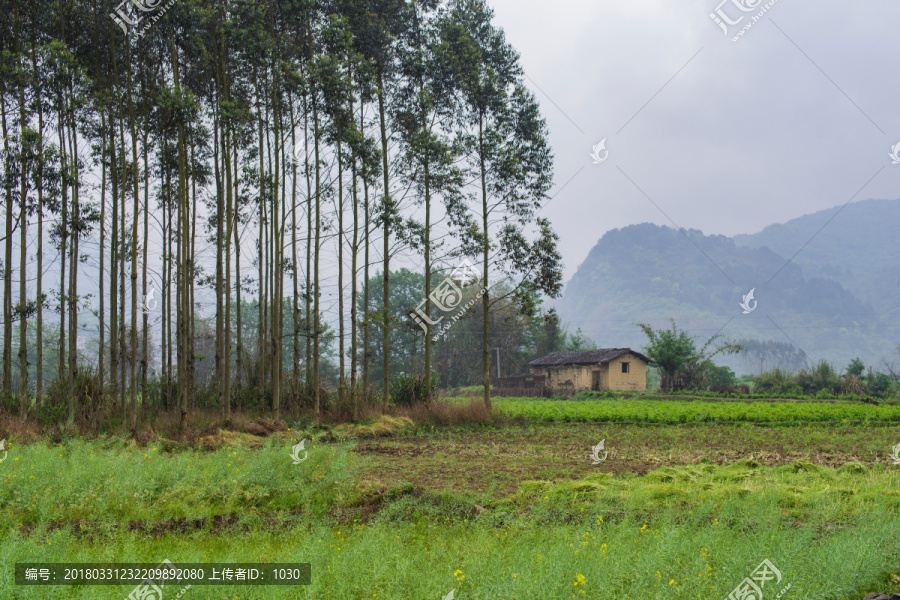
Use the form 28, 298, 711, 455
213, 84, 225, 416
478, 120, 491, 412
350, 107, 359, 421
337, 131, 345, 408
161, 169, 169, 409
109, 99, 120, 419
97, 110, 106, 406
114, 42, 129, 423
56, 107, 68, 405
289, 97, 300, 412
172, 34, 189, 427
423, 158, 432, 405
312, 86, 322, 423
377, 71, 391, 412
66, 108, 79, 391
0, 94, 12, 398
140, 109, 150, 418
360, 101, 370, 406
271, 74, 283, 421
303, 91, 312, 392
118, 148, 126, 418
189, 134, 198, 411
34, 57, 45, 406
220, 26, 234, 421
17, 63, 29, 416
233, 130, 243, 410
255, 71, 266, 403
125, 45, 140, 430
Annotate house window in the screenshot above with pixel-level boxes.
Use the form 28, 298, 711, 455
621, 362, 630, 374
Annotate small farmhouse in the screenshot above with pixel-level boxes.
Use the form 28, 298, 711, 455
528, 348, 649, 393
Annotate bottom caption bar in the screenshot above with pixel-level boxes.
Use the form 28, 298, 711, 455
15, 561, 311, 586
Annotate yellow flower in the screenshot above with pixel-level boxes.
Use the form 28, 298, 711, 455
669, 579, 676, 585
574, 574, 586, 586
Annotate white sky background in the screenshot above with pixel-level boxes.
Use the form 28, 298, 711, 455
488, 0, 900, 282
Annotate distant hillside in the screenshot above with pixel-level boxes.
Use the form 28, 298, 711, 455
558, 216, 898, 374
733, 198, 900, 313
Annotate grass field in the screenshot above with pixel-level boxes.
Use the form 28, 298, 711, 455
2, 396, 900, 599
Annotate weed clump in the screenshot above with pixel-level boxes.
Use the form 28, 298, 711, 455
329, 415, 415, 440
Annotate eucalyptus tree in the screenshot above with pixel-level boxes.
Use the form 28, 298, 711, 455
0, 2, 13, 400
393, 0, 465, 403
316, 14, 358, 407
27, 30, 63, 405
339, 0, 413, 409
353, 89, 381, 410
347, 65, 379, 417
438, 0, 562, 410
6, 11, 38, 414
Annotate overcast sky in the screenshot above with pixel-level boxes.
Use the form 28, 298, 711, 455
486, 0, 900, 282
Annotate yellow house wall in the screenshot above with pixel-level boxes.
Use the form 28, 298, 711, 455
529, 354, 648, 393
542, 365, 593, 391
603, 353, 647, 391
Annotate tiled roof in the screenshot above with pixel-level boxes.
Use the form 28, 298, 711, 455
528, 348, 649, 367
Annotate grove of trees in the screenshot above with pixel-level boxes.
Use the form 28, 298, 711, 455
0, 0, 565, 428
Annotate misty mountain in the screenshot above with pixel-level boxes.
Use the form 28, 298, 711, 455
558, 200, 900, 374
733, 198, 900, 313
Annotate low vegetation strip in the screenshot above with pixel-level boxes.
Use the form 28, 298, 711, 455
493, 397, 900, 424
0, 438, 355, 533
2, 449, 900, 599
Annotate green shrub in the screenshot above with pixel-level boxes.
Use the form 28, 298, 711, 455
390, 373, 438, 406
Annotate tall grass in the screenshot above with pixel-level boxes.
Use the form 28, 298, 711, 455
3, 440, 900, 599
0, 437, 355, 532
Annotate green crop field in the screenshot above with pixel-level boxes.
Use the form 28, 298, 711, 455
491, 396, 900, 425
2, 399, 900, 599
